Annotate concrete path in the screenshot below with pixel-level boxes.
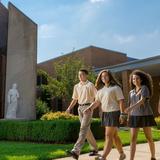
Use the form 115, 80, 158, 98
55, 141, 160, 160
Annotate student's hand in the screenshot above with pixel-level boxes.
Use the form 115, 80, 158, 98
119, 113, 128, 124
66, 108, 71, 114
124, 107, 132, 114
84, 107, 92, 114
119, 115, 124, 124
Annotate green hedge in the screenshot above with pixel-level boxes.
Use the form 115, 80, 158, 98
0, 119, 104, 143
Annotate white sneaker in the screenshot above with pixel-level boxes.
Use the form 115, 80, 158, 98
95, 155, 105, 160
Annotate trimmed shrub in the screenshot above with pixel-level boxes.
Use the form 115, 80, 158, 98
91, 119, 105, 139
155, 116, 160, 129
41, 112, 79, 120
0, 119, 104, 143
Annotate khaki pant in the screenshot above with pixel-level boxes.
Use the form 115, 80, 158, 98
72, 105, 98, 155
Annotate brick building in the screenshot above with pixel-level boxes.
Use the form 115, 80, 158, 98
37, 45, 137, 114
37, 46, 160, 116
38, 45, 136, 76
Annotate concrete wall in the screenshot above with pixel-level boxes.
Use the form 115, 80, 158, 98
5, 3, 37, 120
0, 3, 8, 118
0, 3, 8, 51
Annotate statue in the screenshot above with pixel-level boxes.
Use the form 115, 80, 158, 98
6, 83, 19, 119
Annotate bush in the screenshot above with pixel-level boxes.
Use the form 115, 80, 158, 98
0, 119, 104, 143
41, 111, 79, 120
36, 99, 50, 119
155, 116, 160, 129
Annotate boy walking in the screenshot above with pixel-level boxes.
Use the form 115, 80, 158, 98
66, 69, 98, 160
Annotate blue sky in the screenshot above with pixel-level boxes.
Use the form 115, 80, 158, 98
2, 0, 160, 63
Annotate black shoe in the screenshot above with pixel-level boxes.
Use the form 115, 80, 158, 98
151, 158, 156, 160
66, 150, 79, 160
89, 150, 98, 156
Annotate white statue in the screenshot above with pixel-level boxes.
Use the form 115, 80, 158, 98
6, 83, 19, 119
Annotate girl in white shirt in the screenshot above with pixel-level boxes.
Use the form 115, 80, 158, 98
85, 69, 126, 160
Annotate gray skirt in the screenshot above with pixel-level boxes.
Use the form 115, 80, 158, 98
102, 110, 120, 127
128, 115, 157, 128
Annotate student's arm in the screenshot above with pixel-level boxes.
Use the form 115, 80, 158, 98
119, 99, 125, 113
125, 86, 149, 113
119, 99, 128, 124
66, 99, 77, 113
66, 85, 78, 113
115, 86, 126, 113
84, 100, 101, 113
84, 88, 101, 112
125, 96, 145, 113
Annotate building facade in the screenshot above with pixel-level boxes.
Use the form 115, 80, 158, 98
38, 46, 160, 116
0, 2, 37, 119
38, 45, 136, 76
37, 46, 137, 114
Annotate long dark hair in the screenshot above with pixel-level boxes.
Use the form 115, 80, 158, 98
129, 69, 153, 97
95, 69, 121, 90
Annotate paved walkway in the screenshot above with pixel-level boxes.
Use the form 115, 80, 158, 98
55, 141, 160, 160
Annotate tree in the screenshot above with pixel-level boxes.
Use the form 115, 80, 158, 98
37, 69, 65, 105
37, 57, 96, 110
53, 56, 96, 101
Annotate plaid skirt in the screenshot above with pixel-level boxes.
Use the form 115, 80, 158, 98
128, 115, 157, 128
102, 110, 120, 127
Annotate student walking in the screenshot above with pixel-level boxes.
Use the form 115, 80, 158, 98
66, 69, 98, 160
125, 70, 157, 160
85, 69, 126, 160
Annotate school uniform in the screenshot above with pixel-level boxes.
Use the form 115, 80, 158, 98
128, 85, 157, 128
95, 85, 124, 127
71, 80, 98, 155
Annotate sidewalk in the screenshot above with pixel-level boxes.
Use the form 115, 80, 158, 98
55, 141, 160, 160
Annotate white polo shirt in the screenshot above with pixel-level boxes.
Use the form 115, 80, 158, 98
72, 80, 97, 104
95, 85, 124, 112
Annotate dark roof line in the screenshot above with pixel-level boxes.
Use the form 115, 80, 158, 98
38, 45, 126, 64
95, 55, 160, 72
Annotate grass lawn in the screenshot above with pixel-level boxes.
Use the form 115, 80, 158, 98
0, 129, 159, 160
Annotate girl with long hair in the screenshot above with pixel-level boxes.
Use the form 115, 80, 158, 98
85, 69, 126, 160
125, 70, 157, 160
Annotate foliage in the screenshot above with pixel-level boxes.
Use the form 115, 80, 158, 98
36, 99, 50, 119
41, 111, 79, 120
37, 69, 66, 108
0, 119, 103, 143
37, 57, 97, 109
155, 116, 160, 129
53, 56, 96, 101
